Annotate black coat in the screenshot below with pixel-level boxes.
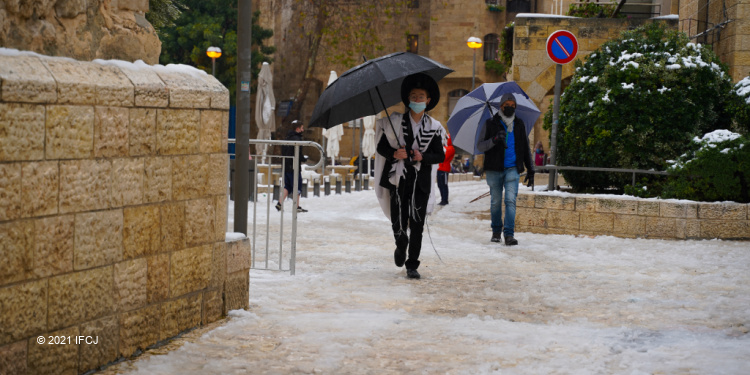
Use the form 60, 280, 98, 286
376, 117, 444, 193
477, 114, 534, 175
282, 130, 307, 170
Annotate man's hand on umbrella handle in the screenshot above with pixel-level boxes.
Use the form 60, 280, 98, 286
394, 147, 408, 160
412, 149, 423, 162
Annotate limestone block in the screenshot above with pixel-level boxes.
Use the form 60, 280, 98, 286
596, 198, 638, 215
700, 220, 749, 239
202, 74, 230, 109
46, 105, 94, 160
200, 110, 229, 154
698, 202, 747, 220
115, 258, 147, 312
515, 207, 547, 229
42, 58, 97, 104
160, 202, 185, 252
0, 55, 57, 103
156, 70, 212, 109
111, 158, 144, 207
129, 108, 157, 156
147, 254, 169, 303
0, 220, 33, 285
226, 238, 252, 274
614, 214, 646, 236
0, 279, 47, 346
48, 267, 114, 330
0, 340, 27, 375
210, 243, 227, 289
660, 201, 696, 218
79, 315, 118, 373
32, 215, 74, 278
172, 155, 208, 200
685, 219, 701, 238
22, 161, 59, 218
59, 159, 111, 213
637, 201, 660, 217
0, 103, 45, 161
515, 25, 529, 38
215, 195, 228, 241
55, 0, 87, 18
575, 197, 598, 212
0, 163, 22, 221
157, 109, 200, 155
144, 156, 172, 203
91, 64, 135, 107
645, 217, 678, 238
123, 205, 160, 259
186, 198, 216, 246
535, 195, 575, 210
94, 106, 129, 158
224, 270, 249, 314
160, 294, 202, 341
117, 65, 169, 107
27, 326, 79, 375
119, 304, 160, 357
203, 289, 223, 325
516, 193, 535, 208
74, 210, 123, 270
580, 212, 614, 233
546, 210, 581, 230
170, 245, 211, 297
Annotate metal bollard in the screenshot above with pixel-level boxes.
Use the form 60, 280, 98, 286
345, 178, 351, 193
355, 176, 361, 191
324, 176, 331, 196
335, 176, 342, 194
301, 179, 308, 198
314, 178, 320, 197
273, 182, 280, 201
363, 175, 369, 190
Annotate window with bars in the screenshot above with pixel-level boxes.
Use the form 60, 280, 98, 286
407, 35, 419, 53
408, 0, 419, 8
485, 0, 499, 5
483, 34, 499, 61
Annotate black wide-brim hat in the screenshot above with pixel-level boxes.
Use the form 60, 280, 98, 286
401, 73, 440, 112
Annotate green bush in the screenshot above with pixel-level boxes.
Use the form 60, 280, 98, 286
567, 0, 620, 18
661, 130, 750, 203
544, 22, 736, 193
729, 76, 750, 134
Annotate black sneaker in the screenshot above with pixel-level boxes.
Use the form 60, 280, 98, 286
394, 248, 406, 268
505, 236, 518, 246
275, 202, 282, 211
491, 232, 502, 243
297, 206, 308, 213
406, 269, 421, 279
438, 201, 448, 206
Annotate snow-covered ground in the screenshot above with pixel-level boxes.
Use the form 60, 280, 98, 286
102, 180, 750, 375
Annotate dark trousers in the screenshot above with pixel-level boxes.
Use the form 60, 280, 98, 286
437, 170, 449, 203
389, 173, 429, 270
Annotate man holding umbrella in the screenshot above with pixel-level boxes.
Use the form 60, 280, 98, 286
476, 93, 534, 245
374, 73, 445, 279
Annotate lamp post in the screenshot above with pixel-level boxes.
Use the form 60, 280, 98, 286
206, 46, 222, 76
467, 37, 482, 90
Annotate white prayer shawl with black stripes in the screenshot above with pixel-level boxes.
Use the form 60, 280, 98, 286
374, 112, 443, 220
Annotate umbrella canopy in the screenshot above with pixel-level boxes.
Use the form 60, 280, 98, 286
309, 52, 453, 129
447, 81, 541, 155
254, 62, 276, 156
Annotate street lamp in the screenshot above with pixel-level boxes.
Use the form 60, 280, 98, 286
206, 46, 222, 76
467, 37, 482, 90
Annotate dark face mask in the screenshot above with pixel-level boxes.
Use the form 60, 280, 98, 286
502, 106, 515, 117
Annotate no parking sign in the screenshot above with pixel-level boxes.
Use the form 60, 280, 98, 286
546, 30, 578, 65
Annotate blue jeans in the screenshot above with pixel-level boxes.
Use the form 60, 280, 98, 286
485, 168, 519, 236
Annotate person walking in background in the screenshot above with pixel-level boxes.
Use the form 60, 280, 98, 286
437, 133, 455, 205
276, 120, 308, 213
374, 73, 445, 279
534, 141, 546, 173
476, 93, 534, 246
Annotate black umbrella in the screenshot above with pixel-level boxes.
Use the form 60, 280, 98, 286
309, 52, 453, 132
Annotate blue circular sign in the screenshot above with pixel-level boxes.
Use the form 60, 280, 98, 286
546, 30, 579, 64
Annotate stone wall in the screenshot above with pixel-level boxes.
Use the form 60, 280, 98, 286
514, 192, 750, 240
0, 52, 250, 374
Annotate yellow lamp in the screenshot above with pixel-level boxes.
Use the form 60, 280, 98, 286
467, 37, 482, 90
207, 47, 222, 76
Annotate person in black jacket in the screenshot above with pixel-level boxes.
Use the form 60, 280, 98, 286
276, 120, 308, 213
476, 93, 534, 245
374, 73, 445, 279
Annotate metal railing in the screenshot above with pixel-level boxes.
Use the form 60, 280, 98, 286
228, 139, 325, 275
542, 165, 668, 190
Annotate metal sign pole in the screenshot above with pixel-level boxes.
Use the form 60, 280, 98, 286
233, 0, 252, 234
549, 63, 562, 191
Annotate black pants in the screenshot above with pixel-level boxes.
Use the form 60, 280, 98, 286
437, 170, 449, 203
389, 173, 429, 270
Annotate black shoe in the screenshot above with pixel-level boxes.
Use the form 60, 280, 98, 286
491, 232, 502, 243
438, 201, 448, 206
394, 248, 406, 268
406, 269, 421, 279
275, 202, 282, 211
297, 206, 308, 213
505, 236, 518, 246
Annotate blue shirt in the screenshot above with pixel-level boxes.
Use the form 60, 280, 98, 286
502, 120, 516, 169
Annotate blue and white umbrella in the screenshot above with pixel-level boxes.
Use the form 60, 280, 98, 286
447, 81, 541, 155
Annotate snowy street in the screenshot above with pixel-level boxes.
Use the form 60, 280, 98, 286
102, 180, 750, 374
